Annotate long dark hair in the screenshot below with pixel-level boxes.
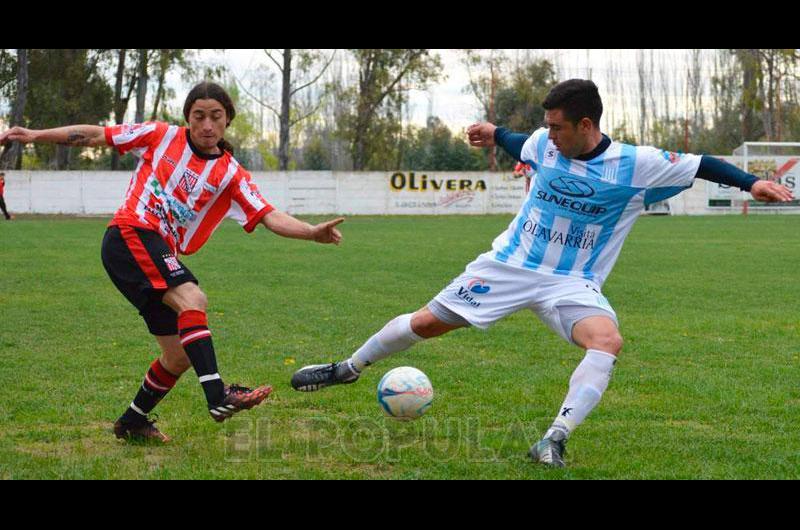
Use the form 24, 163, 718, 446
183, 81, 236, 155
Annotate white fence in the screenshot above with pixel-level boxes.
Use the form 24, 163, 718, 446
0, 168, 795, 216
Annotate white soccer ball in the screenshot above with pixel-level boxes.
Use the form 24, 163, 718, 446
377, 366, 433, 420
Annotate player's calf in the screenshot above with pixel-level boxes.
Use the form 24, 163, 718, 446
115, 358, 180, 443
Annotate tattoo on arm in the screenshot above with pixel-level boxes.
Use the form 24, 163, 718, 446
60, 130, 92, 147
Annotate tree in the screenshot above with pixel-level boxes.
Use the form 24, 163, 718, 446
150, 50, 195, 121
25, 49, 113, 169
237, 49, 336, 170
734, 49, 763, 142
0, 49, 15, 98
336, 49, 442, 170
400, 116, 484, 171
110, 49, 138, 169
218, 79, 263, 164
107, 49, 215, 169
494, 58, 558, 169
0, 49, 28, 170
135, 49, 149, 124
462, 49, 506, 170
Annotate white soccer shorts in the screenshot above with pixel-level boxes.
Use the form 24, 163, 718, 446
431, 253, 618, 344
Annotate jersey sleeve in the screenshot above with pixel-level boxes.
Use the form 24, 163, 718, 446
104, 122, 168, 157
226, 167, 275, 233
633, 146, 702, 205
519, 127, 548, 170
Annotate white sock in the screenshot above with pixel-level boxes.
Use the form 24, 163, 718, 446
546, 349, 617, 439
349, 314, 424, 371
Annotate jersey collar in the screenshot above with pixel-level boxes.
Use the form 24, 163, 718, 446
574, 134, 611, 162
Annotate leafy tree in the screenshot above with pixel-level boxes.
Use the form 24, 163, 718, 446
302, 134, 331, 170
0, 49, 28, 169
337, 49, 442, 170
220, 80, 260, 153
25, 49, 113, 169
400, 117, 484, 171
495, 59, 557, 132
0, 49, 16, 100
493, 58, 558, 169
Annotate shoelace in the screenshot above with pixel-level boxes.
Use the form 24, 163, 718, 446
227, 383, 253, 395
308, 364, 336, 380
143, 414, 160, 430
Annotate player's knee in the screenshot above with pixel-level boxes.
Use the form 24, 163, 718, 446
191, 289, 208, 312
166, 283, 207, 312
410, 312, 442, 338
590, 331, 623, 355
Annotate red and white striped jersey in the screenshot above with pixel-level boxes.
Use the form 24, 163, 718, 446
105, 122, 274, 255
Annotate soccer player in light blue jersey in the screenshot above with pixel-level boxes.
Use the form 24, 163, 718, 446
291, 79, 794, 467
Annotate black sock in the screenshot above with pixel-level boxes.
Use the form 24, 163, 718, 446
120, 359, 180, 424
178, 310, 225, 407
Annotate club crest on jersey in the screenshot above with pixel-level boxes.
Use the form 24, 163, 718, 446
179, 169, 200, 193
116, 123, 149, 143
660, 150, 684, 164
163, 255, 181, 272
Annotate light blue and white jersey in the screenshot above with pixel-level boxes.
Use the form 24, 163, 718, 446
490, 127, 701, 286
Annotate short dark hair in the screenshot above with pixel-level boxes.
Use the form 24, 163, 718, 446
542, 79, 603, 127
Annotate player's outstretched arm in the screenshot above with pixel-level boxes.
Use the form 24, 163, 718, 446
467, 122, 530, 162
260, 209, 344, 245
695, 155, 794, 203
0, 125, 106, 148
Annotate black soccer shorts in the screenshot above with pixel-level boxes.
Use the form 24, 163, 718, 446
101, 225, 198, 336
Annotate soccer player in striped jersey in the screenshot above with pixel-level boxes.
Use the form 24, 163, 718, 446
0, 172, 11, 220
0, 82, 344, 443
291, 79, 793, 467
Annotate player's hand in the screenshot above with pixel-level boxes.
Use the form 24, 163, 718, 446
312, 217, 344, 245
466, 122, 497, 148
0, 126, 38, 145
750, 180, 795, 202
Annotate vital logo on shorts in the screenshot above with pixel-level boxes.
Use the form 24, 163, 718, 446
467, 278, 491, 294
456, 278, 490, 308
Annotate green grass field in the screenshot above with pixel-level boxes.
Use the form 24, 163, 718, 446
0, 214, 798, 479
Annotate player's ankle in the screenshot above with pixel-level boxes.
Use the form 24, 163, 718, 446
345, 358, 363, 373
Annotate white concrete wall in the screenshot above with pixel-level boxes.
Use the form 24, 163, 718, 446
0, 170, 528, 216
1, 169, 796, 216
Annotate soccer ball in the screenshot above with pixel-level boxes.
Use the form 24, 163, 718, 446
377, 366, 433, 420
